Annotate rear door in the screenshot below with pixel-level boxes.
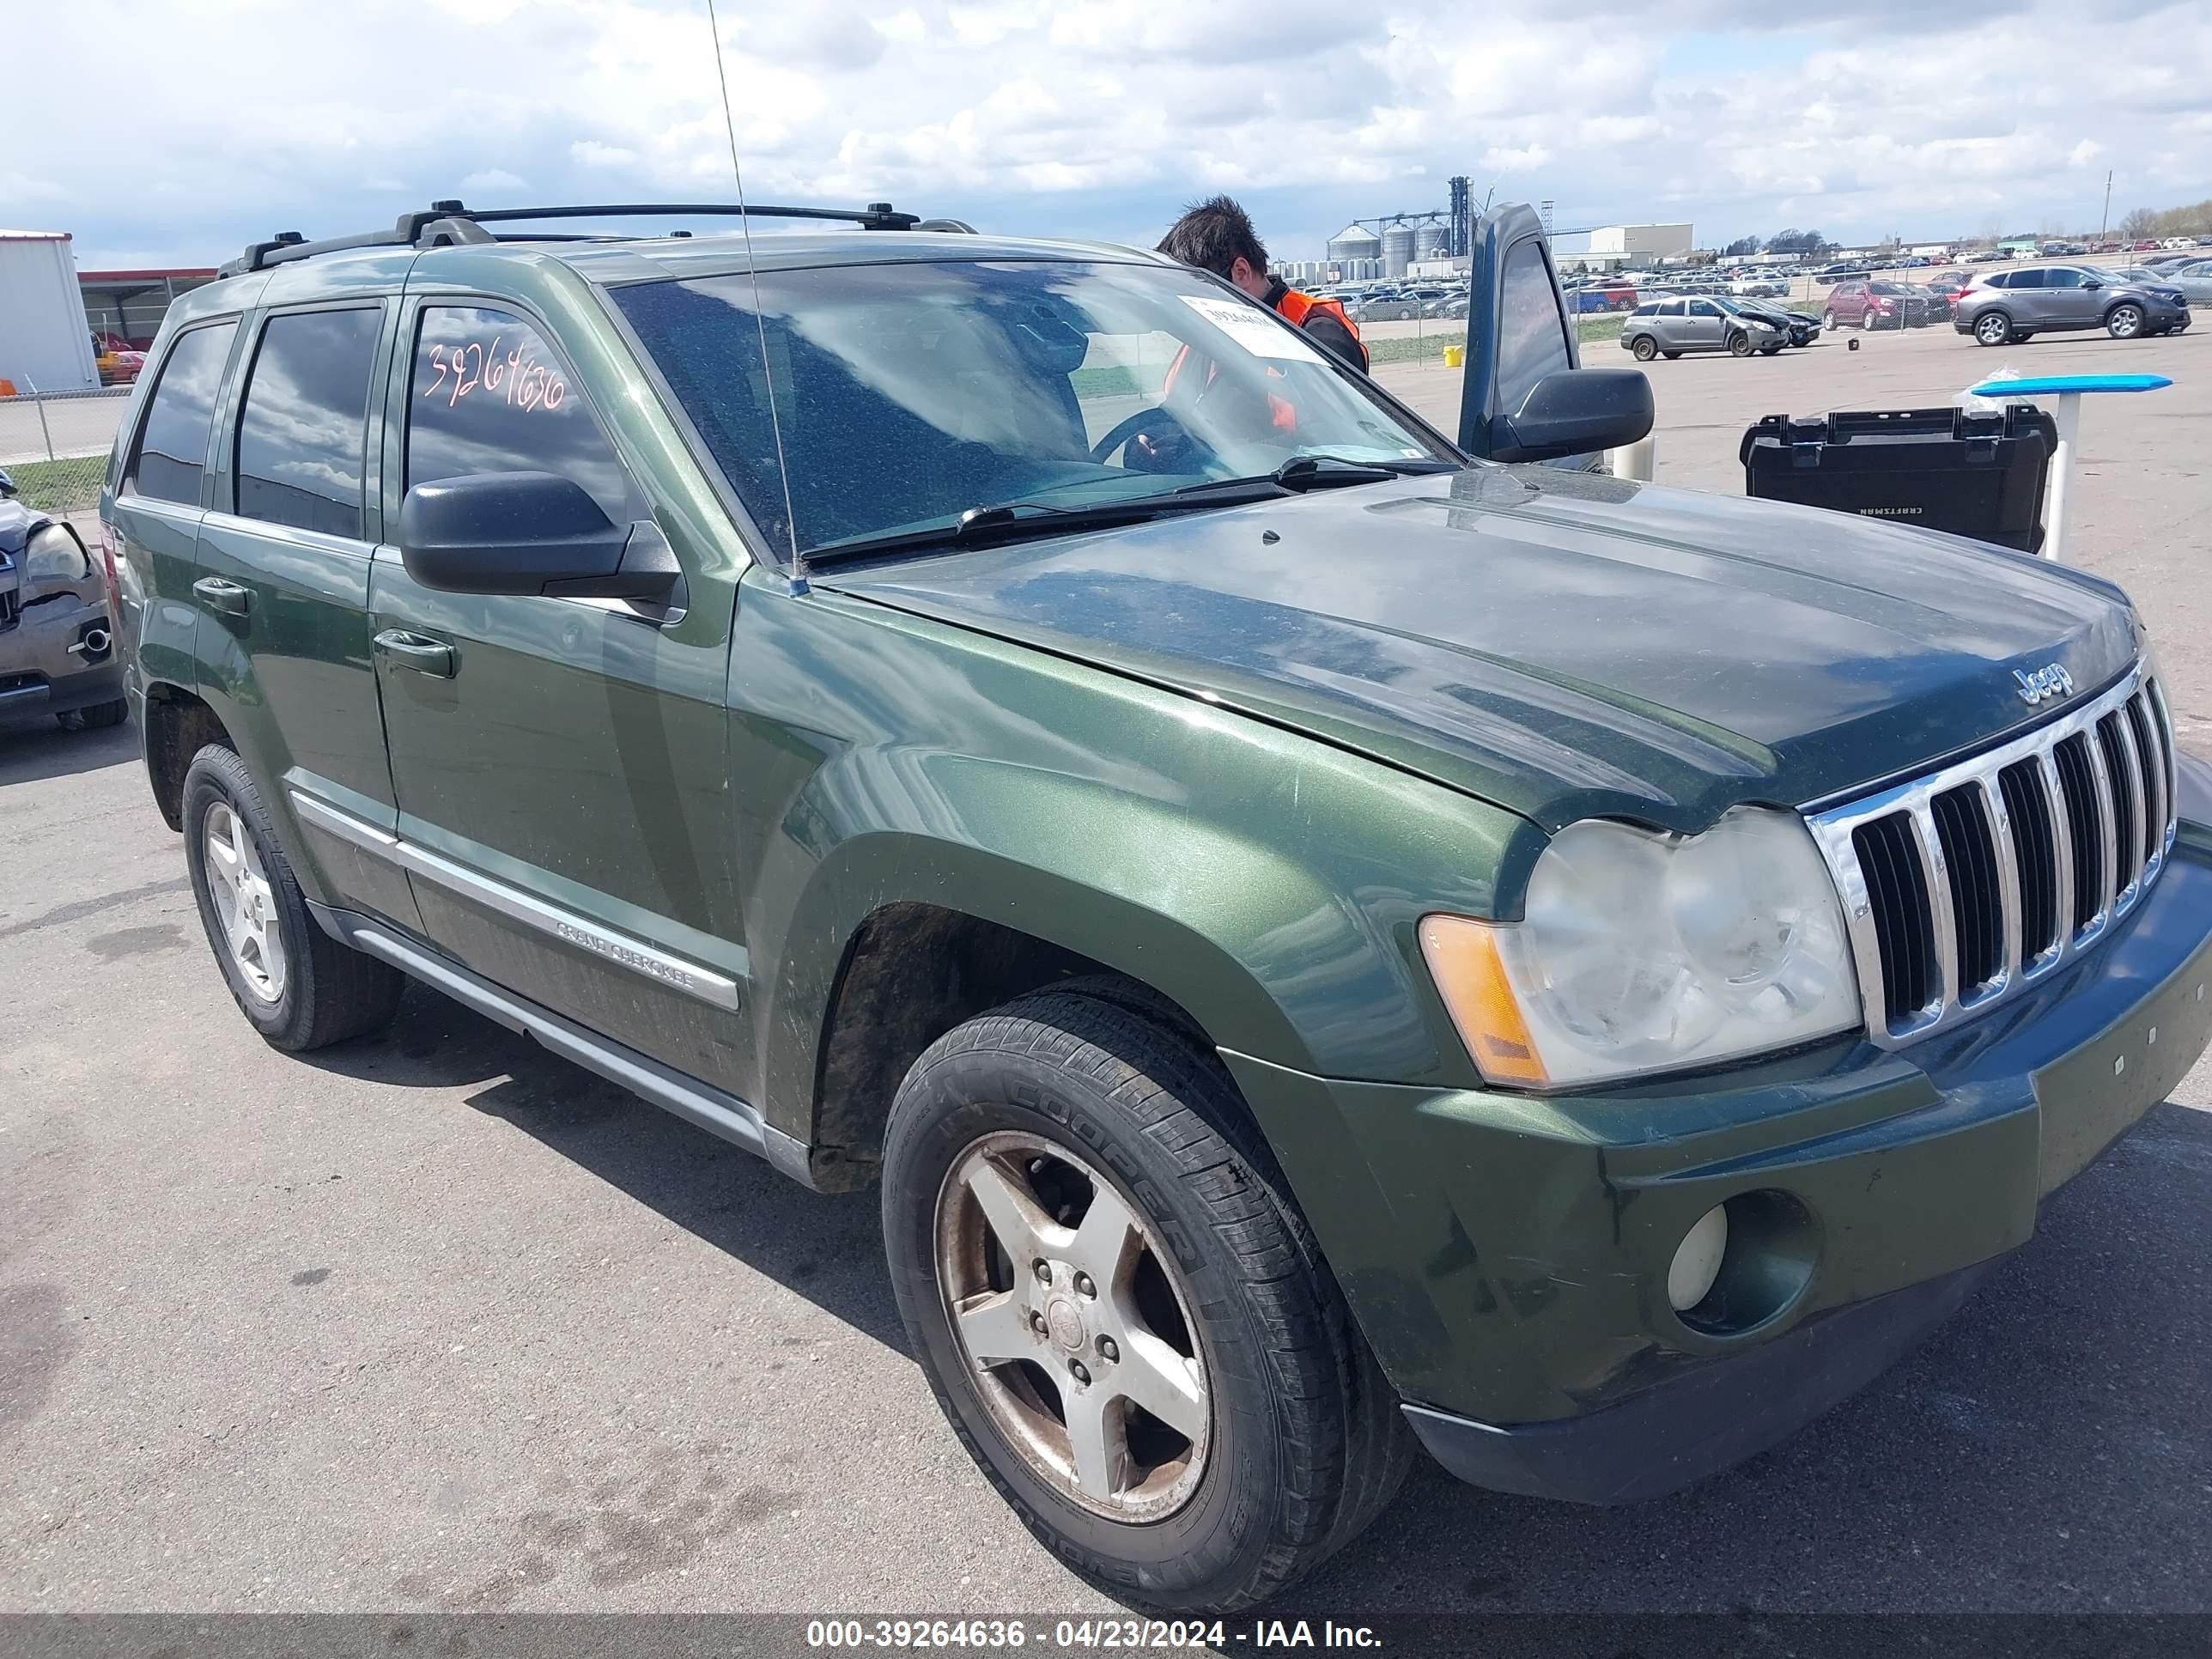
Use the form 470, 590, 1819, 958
192, 300, 424, 931
2004, 268, 2052, 324
106, 319, 243, 698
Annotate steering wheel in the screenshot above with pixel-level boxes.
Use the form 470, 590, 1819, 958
1091, 407, 1170, 464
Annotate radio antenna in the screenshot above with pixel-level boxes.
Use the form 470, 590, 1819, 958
705, 0, 806, 587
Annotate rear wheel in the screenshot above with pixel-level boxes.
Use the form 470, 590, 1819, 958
2106, 303, 2145, 339
882, 987, 1412, 1613
1631, 335, 1658, 362
182, 744, 405, 1051
1974, 310, 2014, 346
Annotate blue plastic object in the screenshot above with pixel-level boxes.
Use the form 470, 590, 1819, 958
1968, 373, 2172, 398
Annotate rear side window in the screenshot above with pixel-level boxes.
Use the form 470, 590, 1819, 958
1659, 300, 1686, 318
125, 322, 237, 506
1492, 240, 1573, 411
234, 307, 383, 538
406, 305, 633, 520
2008, 270, 2047, 290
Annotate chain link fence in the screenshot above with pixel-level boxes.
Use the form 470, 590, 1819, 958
0, 385, 131, 516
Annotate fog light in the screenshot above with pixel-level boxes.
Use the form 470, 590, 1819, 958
1667, 1206, 1729, 1312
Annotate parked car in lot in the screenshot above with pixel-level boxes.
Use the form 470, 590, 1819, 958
1954, 264, 2191, 344
0, 467, 127, 732
1569, 276, 1638, 313
1729, 297, 1821, 346
2145, 258, 2212, 305
1822, 279, 1937, 331
1622, 295, 1786, 358
92, 331, 146, 386
1726, 274, 1788, 298
100, 197, 2212, 1614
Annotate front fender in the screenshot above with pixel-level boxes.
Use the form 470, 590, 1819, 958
733, 584, 1540, 1144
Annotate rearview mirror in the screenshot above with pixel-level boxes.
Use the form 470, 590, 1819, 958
1489, 369, 1656, 465
398, 472, 683, 610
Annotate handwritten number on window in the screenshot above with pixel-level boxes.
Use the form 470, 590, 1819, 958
420, 332, 568, 414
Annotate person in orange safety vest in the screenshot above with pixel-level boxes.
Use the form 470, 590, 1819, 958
1155, 196, 1370, 372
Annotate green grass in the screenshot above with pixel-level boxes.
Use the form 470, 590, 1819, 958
3, 456, 106, 514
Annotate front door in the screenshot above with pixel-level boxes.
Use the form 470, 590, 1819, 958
2039, 267, 2100, 328
366, 295, 751, 1092
1683, 299, 1727, 349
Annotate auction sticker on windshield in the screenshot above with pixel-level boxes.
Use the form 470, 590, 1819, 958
1179, 294, 1328, 363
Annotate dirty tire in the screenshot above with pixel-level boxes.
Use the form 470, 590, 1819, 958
80, 698, 130, 728
1728, 331, 1754, 357
181, 743, 404, 1051
1631, 335, 1658, 362
882, 987, 1412, 1613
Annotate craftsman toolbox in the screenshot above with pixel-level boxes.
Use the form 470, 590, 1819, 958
1741, 404, 2056, 553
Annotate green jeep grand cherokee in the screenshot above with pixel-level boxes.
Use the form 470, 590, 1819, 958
102, 199, 2212, 1613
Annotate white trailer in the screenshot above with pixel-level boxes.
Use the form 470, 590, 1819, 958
0, 230, 98, 394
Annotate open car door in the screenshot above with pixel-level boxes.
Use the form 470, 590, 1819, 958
1455, 202, 1653, 469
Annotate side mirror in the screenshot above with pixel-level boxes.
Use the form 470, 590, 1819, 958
1490, 368, 1655, 465
2081, 277, 2103, 290
0, 467, 15, 499
398, 472, 683, 610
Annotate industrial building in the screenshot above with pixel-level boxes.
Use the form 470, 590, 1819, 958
82, 267, 218, 349
0, 230, 99, 394
1548, 222, 1695, 272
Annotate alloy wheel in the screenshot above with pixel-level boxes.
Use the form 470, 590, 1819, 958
1976, 313, 2011, 345
2108, 305, 2143, 338
935, 1129, 1209, 1522
203, 800, 287, 1003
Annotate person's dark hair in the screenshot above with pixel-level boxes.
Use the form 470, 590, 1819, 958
1157, 196, 1268, 280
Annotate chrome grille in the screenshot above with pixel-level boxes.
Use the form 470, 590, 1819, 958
1806, 663, 2177, 1047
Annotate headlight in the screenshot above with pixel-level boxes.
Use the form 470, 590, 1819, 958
1420, 808, 1862, 1090
24, 524, 89, 585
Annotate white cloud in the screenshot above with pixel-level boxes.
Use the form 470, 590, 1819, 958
8, 0, 2209, 267
1481, 143, 1552, 175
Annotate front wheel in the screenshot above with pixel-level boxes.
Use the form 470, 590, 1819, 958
2106, 303, 2145, 339
1631, 335, 1658, 362
882, 986, 1411, 1613
1728, 331, 1753, 356
1662, 350, 1682, 359
1759, 343, 1783, 356
1860, 309, 1879, 331
1823, 311, 1838, 330
1974, 311, 2014, 346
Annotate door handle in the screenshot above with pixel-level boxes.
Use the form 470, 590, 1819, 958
192, 576, 252, 618
373, 629, 457, 678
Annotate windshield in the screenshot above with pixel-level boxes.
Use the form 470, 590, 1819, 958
612, 258, 1451, 557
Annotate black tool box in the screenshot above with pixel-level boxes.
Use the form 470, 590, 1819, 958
1740, 404, 2056, 553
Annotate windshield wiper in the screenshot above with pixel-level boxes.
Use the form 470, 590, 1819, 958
804, 456, 1460, 568
1168, 453, 1457, 500
804, 485, 1291, 567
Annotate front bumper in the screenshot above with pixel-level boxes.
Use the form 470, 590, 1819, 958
0, 592, 123, 721
1223, 832, 2212, 1504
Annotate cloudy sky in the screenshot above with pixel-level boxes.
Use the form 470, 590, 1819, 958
11, 0, 2209, 270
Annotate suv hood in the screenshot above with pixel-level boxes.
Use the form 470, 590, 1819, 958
824, 467, 2139, 832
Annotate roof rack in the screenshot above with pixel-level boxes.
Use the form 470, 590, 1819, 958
219, 198, 927, 276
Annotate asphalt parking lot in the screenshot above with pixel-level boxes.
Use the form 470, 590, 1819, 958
5, 319, 2212, 1620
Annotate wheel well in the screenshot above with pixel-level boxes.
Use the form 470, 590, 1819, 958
804, 903, 1208, 1193
142, 685, 233, 831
